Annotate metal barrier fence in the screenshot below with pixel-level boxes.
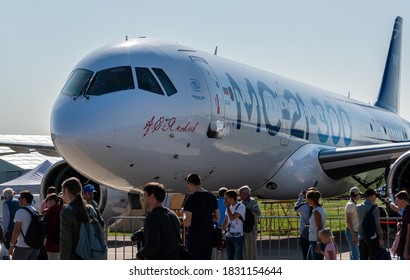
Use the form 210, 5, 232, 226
106, 215, 401, 260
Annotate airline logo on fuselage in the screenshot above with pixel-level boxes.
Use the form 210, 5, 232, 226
224, 73, 353, 146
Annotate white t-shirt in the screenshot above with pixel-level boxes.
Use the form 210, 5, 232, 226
226, 202, 246, 237
14, 206, 36, 248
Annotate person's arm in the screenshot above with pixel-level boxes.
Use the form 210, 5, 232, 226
294, 192, 305, 211
9, 221, 22, 256
345, 205, 357, 244
252, 200, 262, 217
213, 208, 220, 223
222, 216, 228, 231
404, 223, 410, 260
373, 206, 384, 247
329, 244, 337, 260
314, 210, 323, 253
226, 205, 241, 221
137, 215, 160, 259
183, 210, 192, 228
2, 204, 10, 232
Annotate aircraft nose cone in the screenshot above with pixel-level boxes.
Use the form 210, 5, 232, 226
50, 96, 115, 168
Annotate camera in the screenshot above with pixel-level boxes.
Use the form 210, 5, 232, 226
131, 228, 145, 250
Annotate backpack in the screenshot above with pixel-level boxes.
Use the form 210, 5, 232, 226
236, 204, 256, 233
20, 207, 48, 249
68, 205, 107, 260
361, 205, 378, 242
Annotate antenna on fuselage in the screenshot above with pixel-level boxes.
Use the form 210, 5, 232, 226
348, 91, 350, 98
214, 46, 218, 55
125, 35, 128, 41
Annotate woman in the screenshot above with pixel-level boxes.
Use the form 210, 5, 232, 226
44, 193, 64, 259
59, 177, 90, 260
306, 189, 326, 260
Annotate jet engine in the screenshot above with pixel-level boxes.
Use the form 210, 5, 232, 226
40, 160, 130, 220
386, 150, 410, 198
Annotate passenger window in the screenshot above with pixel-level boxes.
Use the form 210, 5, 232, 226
87, 66, 134, 96
152, 68, 177, 96
61, 69, 93, 97
135, 67, 164, 95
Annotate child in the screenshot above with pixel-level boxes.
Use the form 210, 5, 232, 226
318, 228, 337, 260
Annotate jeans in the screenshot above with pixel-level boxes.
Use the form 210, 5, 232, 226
226, 236, 244, 260
307, 241, 324, 260
345, 228, 359, 260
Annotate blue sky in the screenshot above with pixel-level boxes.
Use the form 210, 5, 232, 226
1, 0, 409, 134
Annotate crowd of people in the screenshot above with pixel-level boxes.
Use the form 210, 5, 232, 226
135, 173, 261, 260
0, 177, 105, 260
295, 186, 410, 260
1, 172, 409, 261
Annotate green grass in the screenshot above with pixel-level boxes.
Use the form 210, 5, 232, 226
257, 198, 347, 236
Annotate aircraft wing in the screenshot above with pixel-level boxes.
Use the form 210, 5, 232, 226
318, 142, 410, 179
0, 135, 58, 157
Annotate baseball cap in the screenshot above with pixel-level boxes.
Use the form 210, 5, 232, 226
83, 184, 97, 193
364, 189, 376, 197
349, 187, 362, 195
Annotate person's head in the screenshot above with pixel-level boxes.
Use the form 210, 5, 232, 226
45, 193, 59, 209
47, 186, 57, 195
306, 190, 322, 207
61, 177, 89, 223
82, 184, 97, 203
395, 190, 409, 208
19, 190, 34, 206
186, 173, 202, 191
349, 186, 362, 200
61, 177, 82, 203
218, 187, 228, 198
224, 189, 238, 206
318, 227, 333, 244
238, 185, 251, 201
142, 182, 166, 211
2, 188, 15, 200
364, 189, 377, 203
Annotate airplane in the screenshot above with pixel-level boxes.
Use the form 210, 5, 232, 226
1, 17, 409, 206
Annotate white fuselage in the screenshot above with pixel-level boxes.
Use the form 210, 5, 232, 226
50, 38, 410, 199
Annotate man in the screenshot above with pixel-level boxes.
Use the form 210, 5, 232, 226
9, 190, 40, 260
136, 182, 180, 259
294, 188, 314, 260
82, 184, 104, 228
238, 185, 261, 259
1, 188, 19, 251
393, 190, 410, 260
222, 189, 246, 260
345, 186, 361, 260
357, 188, 384, 260
183, 173, 219, 260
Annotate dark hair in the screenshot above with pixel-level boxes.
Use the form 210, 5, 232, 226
61, 177, 89, 223
225, 190, 238, 201
20, 190, 34, 204
186, 173, 201, 186
218, 187, 228, 197
143, 182, 166, 202
47, 186, 57, 195
46, 193, 59, 204
395, 190, 409, 201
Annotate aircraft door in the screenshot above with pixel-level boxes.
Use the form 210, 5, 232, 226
190, 56, 225, 138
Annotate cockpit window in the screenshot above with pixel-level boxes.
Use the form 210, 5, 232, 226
135, 67, 164, 95
152, 68, 177, 96
87, 66, 134, 96
61, 69, 93, 97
